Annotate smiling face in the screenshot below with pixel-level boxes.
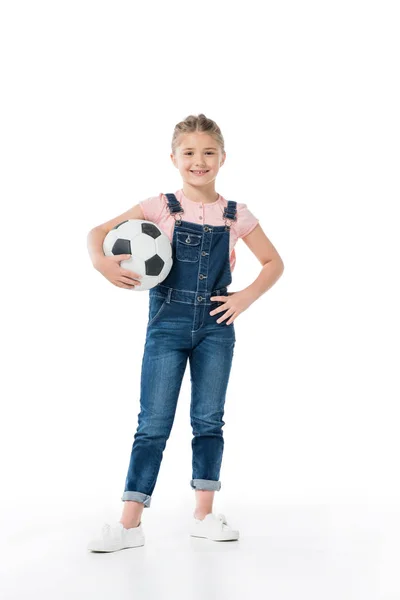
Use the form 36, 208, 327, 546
171, 132, 226, 190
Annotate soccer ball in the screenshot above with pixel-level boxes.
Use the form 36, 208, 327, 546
103, 219, 173, 291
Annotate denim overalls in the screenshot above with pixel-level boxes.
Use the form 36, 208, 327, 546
121, 193, 237, 507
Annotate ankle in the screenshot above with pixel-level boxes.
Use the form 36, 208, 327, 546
120, 520, 141, 529
194, 510, 212, 520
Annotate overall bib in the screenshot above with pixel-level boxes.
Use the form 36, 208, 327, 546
121, 193, 237, 507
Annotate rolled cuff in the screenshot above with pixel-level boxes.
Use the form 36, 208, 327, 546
121, 491, 152, 507
190, 479, 221, 491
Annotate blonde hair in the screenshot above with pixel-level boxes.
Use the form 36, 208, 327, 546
171, 113, 225, 156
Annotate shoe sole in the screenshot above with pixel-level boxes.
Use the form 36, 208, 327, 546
87, 543, 144, 553
190, 532, 239, 542
87, 528, 145, 552
88, 539, 145, 552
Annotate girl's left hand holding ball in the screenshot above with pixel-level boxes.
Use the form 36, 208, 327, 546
209, 290, 255, 325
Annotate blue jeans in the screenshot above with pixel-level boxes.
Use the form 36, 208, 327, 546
121, 287, 236, 507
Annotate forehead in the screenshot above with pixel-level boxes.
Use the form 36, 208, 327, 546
178, 132, 218, 150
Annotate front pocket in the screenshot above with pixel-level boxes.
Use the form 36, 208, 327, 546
176, 232, 202, 262
148, 296, 167, 326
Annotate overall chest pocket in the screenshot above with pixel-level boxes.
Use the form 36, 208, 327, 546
176, 232, 202, 262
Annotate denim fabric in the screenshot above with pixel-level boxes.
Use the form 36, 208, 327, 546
121, 193, 237, 507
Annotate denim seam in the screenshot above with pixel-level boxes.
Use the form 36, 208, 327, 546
147, 299, 168, 326
191, 226, 213, 333
157, 285, 226, 295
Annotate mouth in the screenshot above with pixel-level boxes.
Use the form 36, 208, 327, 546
190, 170, 210, 176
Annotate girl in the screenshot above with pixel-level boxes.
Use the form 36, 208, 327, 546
86, 114, 284, 552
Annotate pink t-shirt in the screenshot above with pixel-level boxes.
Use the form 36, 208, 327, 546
139, 189, 259, 272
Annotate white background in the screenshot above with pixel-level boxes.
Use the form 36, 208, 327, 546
1, 1, 399, 597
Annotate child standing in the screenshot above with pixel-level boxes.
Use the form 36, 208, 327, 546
86, 114, 284, 552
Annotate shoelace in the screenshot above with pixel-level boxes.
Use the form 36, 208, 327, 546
195, 513, 228, 529
101, 523, 112, 536
216, 513, 228, 529
101, 523, 122, 537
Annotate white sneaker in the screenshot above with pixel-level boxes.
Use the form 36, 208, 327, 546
87, 521, 145, 552
190, 513, 239, 541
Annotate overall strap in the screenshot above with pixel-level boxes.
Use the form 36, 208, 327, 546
165, 193, 184, 225
222, 200, 237, 230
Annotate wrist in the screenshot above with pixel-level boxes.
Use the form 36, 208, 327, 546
241, 288, 257, 305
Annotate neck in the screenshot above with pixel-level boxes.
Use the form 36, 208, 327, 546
182, 182, 219, 204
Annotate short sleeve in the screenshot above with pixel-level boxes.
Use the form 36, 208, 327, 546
235, 203, 259, 238
139, 194, 165, 224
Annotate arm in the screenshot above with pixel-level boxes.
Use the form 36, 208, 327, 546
240, 223, 284, 303
87, 203, 145, 269
210, 223, 284, 325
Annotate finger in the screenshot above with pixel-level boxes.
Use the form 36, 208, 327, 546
115, 281, 134, 289
119, 277, 137, 287
210, 304, 227, 316
211, 294, 235, 301
216, 308, 235, 324
113, 254, 132, 261
226, 313, 236, 325
122, 270, 142, 280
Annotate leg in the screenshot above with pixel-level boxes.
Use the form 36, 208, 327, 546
121, 327, 189, 512
120, 500, 144, 529
189, 326, 235, 500
194, 490, 215, 519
